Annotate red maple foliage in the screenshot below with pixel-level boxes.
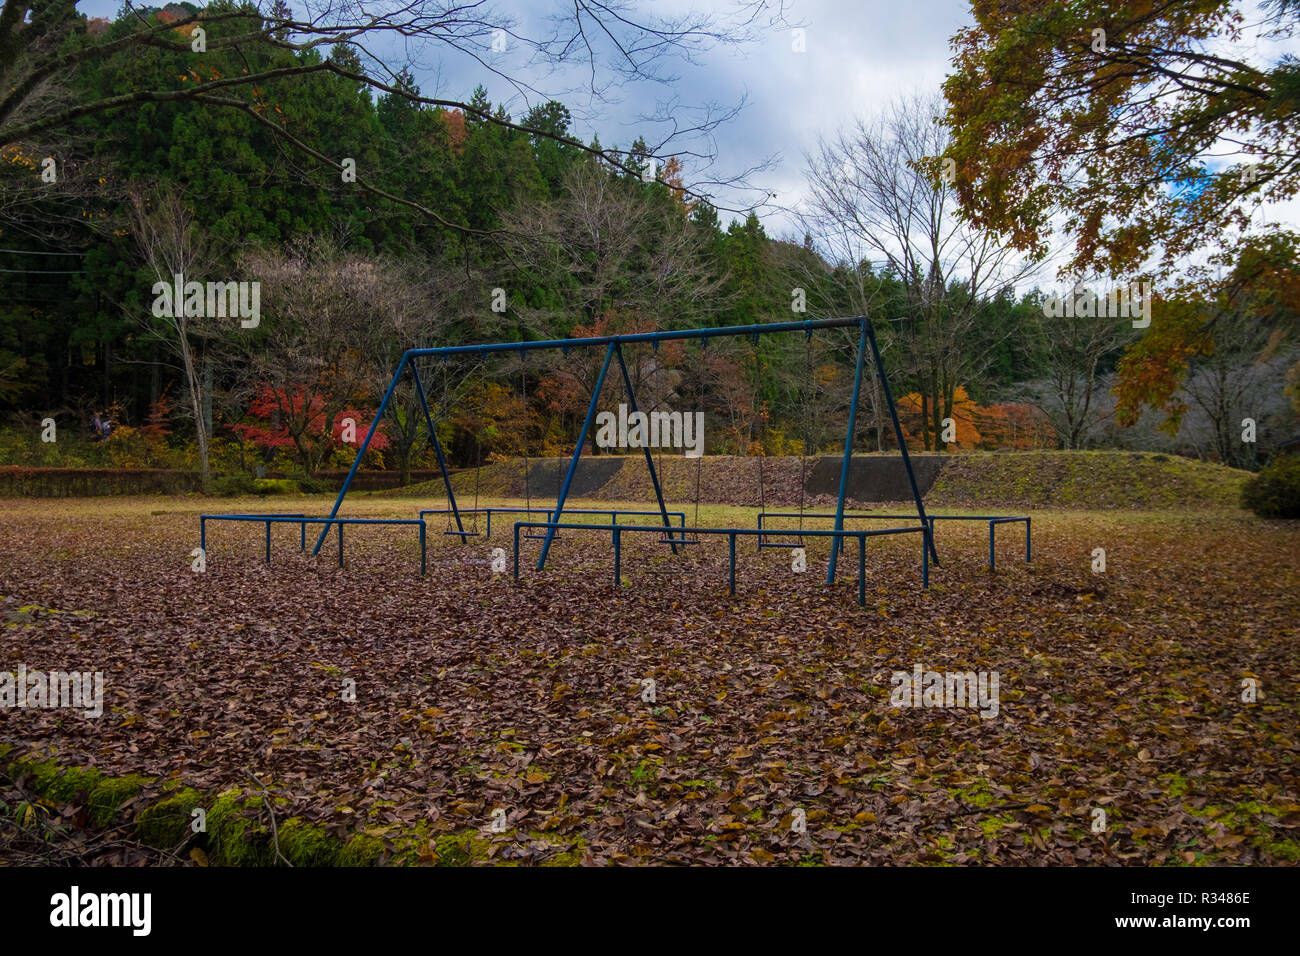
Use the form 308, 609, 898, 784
139, 390, 174, 442
231, 383, 390, 456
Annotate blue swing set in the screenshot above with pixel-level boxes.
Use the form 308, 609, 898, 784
198, 316, 1031, 602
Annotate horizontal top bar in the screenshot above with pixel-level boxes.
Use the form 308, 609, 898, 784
201, 515, 425, 525
199, 512, 306, 518
761, 512, 1027, 521
513, 521, 925, 537
418, 507, 685, 516
404, 316, 867, 360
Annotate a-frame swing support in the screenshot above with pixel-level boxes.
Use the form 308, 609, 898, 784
311, 316, 938, 582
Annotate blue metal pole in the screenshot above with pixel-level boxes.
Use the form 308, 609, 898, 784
614, 526, 621, 585
537, 342, 616, 570
923, 526, 930, 588
513, 523, 521, 580
419, 520, 427, 575
858, 533, 866, 605
411, 357, 468, 544
865, 319, 938, 566
265, 520, 271, 563
312, 354, 407, 555
828, 320, 868, 584
309, 318, 874, 560
729, 533, 736, 595
614, 343, 678, 556
405, 316, 867, 361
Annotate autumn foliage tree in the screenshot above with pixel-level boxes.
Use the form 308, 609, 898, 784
1114, 232, 1300, 436
231, 383, 389, 475
942, 0, 1300, 277
898, 386, 983, 450
235, 238, 427, 477
533, 312, 686, 455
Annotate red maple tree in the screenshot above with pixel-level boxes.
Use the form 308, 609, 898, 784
232, 383, 389, 474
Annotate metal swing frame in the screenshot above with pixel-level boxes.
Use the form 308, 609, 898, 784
311, 315, 940, 584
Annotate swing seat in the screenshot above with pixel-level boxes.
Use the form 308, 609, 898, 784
443, 530, 481, 537
659, 533, 699, 545
759, 535, 805, 549
524, 532, 562, 540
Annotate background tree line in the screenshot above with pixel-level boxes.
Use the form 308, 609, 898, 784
1, 2, 1296, 486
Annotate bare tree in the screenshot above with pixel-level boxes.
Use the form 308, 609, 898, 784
127, 187, 218, 489
1024, 290, 1133, 449
503, 158, 725, 330
800, 90, 1039, 449
501, 157, 725, 452
237, 237, 436, 477
379, 265, 479, 484
1181, 314, 1297, 467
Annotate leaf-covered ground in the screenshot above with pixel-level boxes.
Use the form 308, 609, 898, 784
1, 496, 1296, 865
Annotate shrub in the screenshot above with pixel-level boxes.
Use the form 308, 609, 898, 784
252, 478, 301, 495
307, 476, 334, 494
213, 473, 257, 496
1241, 454, 1300, 518
287, 473, 334, 494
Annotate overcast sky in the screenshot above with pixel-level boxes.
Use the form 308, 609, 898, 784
408, 0, 976, 238
79, 1, 1298, 252
76, 0, 968, 235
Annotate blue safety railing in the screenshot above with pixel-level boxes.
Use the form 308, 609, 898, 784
756, 511, 1030, 569
199, 514, 428, 574
511, 521, 932, 604
418, 506, 686, 540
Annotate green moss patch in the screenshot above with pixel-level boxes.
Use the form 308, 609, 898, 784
3, 754, 585, 866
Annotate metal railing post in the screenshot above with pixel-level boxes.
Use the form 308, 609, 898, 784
828, 319, 868, 583
729, 533, 736, 595
859, 533, 866, 605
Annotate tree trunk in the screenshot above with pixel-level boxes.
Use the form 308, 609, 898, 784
177, 327, 211, 493
920, 391, 931, 451
149, 342, 161, 411
202, 346, 213, 440
102, 339, 112, 409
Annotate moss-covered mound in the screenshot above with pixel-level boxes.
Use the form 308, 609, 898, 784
928, 451, 1249, 510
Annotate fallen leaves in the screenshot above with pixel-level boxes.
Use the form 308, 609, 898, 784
0, 502, 1296, 865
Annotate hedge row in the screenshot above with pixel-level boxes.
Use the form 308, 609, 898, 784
0, 467, 205, 497
0, 467, 449, 497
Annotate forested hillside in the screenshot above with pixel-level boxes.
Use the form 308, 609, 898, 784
1, 2, 1296, 489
